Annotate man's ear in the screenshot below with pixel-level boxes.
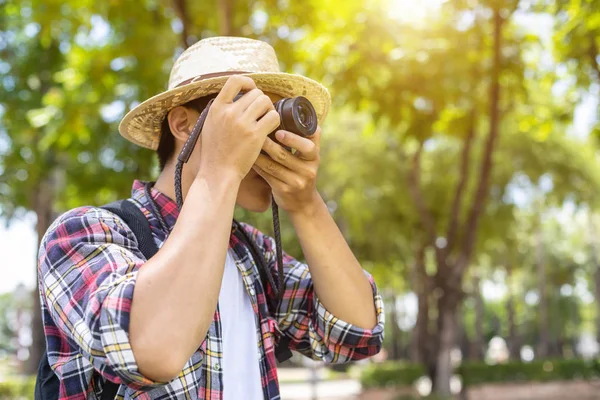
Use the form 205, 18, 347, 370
167, 106, 197, 142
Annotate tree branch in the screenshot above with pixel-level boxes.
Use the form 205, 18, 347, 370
588, 33, 600, 84
404, 142, 439, 248
457, 9, 504, 273
217, 0, 234, 36
445, 109, 476, 253
172, 0, 191, 48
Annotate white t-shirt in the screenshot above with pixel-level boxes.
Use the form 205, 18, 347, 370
219, 250, 264, 400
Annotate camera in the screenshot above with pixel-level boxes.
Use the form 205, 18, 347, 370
233, 93, 318, 138
175, 92, 318, 207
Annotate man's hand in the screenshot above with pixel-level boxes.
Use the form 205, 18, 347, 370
255, 126, 378, 330
252, 127, 322, 215
200, 75, 280, 181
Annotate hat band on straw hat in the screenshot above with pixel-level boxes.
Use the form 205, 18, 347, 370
175, 71, 250, 88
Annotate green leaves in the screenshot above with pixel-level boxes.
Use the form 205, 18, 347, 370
1, 0, 599, 328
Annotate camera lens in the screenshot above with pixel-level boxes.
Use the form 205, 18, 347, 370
298, 105, 309, 128
275, 96, 317, 137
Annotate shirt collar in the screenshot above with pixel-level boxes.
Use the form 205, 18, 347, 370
131, 180, 179, 230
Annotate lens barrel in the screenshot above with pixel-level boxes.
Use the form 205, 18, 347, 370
232, 93, 318, 137
274, 96, 318, 137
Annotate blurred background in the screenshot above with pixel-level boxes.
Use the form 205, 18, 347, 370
1, 0, 600, 399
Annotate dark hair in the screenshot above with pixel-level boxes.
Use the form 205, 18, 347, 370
157, 94, 219, 171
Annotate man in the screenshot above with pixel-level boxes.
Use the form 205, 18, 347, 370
38, 36, 384, 399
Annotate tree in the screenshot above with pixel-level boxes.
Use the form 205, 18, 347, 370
552, 0, 600, 86
297, 0, 600, 393
551, 0, 600, 346
303, 1, 516, 393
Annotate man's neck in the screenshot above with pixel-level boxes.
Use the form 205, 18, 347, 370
154, 161, 194, 202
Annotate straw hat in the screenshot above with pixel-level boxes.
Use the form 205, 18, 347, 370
118, 36, 331, 150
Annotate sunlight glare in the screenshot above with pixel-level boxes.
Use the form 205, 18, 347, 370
386, 0, 445, 25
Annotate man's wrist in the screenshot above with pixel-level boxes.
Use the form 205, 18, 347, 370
191, 167, 243, 204
195, 165, 243, 187
288, 191, 327, 221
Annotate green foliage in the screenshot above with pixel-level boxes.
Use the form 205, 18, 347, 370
0, 0, 331, 217
362, 359, 600, 390
552, 0, 600, 87
459, 359, 600, 386
2, 0, 598, 272
360, 362, 426, 389
2, 0, 600, 393
551, 0, 600, 141
0, 377, 35, 400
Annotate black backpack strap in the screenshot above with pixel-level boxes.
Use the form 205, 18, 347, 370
102, 203, 291, 366
102, 200, 159, 260
100, 381, 120, 400
34, 349, 59, 400
34, 201, 157, 400
98, 200, 159, 399
275, 337, 293, 363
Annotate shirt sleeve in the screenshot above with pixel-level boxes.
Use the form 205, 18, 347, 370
240, 223, 385, 364
38, 206, 163, 390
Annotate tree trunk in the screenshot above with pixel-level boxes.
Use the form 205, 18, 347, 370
434, 295, 458, 397
25, 177, 55, 374
390, 293, 401, 360
459, 318, 471, 361
589, 216, 600, 347
172, 0, 191, 48
403, 7, 505, 394
217, 0, 234, 36
596, 266, 600, 347
505, 262, 520, 360
554, 333, 565, 358
455, 8, 503, 273
455, 302, 470, 361
472, 276, 485, 361
446, 109, 476, 254
536, 221, 549, 359
411, 245, 429, 363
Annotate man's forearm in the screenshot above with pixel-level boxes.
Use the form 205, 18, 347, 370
130, 171, 240, 381
288, 193, 377, 330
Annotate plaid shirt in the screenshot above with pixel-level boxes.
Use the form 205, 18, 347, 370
38, 180, 385, 399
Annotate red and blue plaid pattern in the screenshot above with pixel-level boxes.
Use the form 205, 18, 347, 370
38, 180, 385, 399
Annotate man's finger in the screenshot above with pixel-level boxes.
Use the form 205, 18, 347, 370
233, 88, 264, 111
252, 164, 287, 188
244, 94, 275, 121
255, 110, 280, 135
255, 154, 296, 184
274, 129, 319, 161
262, 138, 303, 170
216, 75, 257, 104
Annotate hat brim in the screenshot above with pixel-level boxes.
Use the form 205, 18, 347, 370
118, 72, 331, 150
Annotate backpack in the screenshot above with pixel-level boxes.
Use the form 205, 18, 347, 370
35, 199, 291, 400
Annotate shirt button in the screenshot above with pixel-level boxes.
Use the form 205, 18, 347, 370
215, 363, 221, 371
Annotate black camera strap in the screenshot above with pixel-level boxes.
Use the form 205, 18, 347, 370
108, 195, 292, 363
231, 220, 293, 363
173, 100, 285, 306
